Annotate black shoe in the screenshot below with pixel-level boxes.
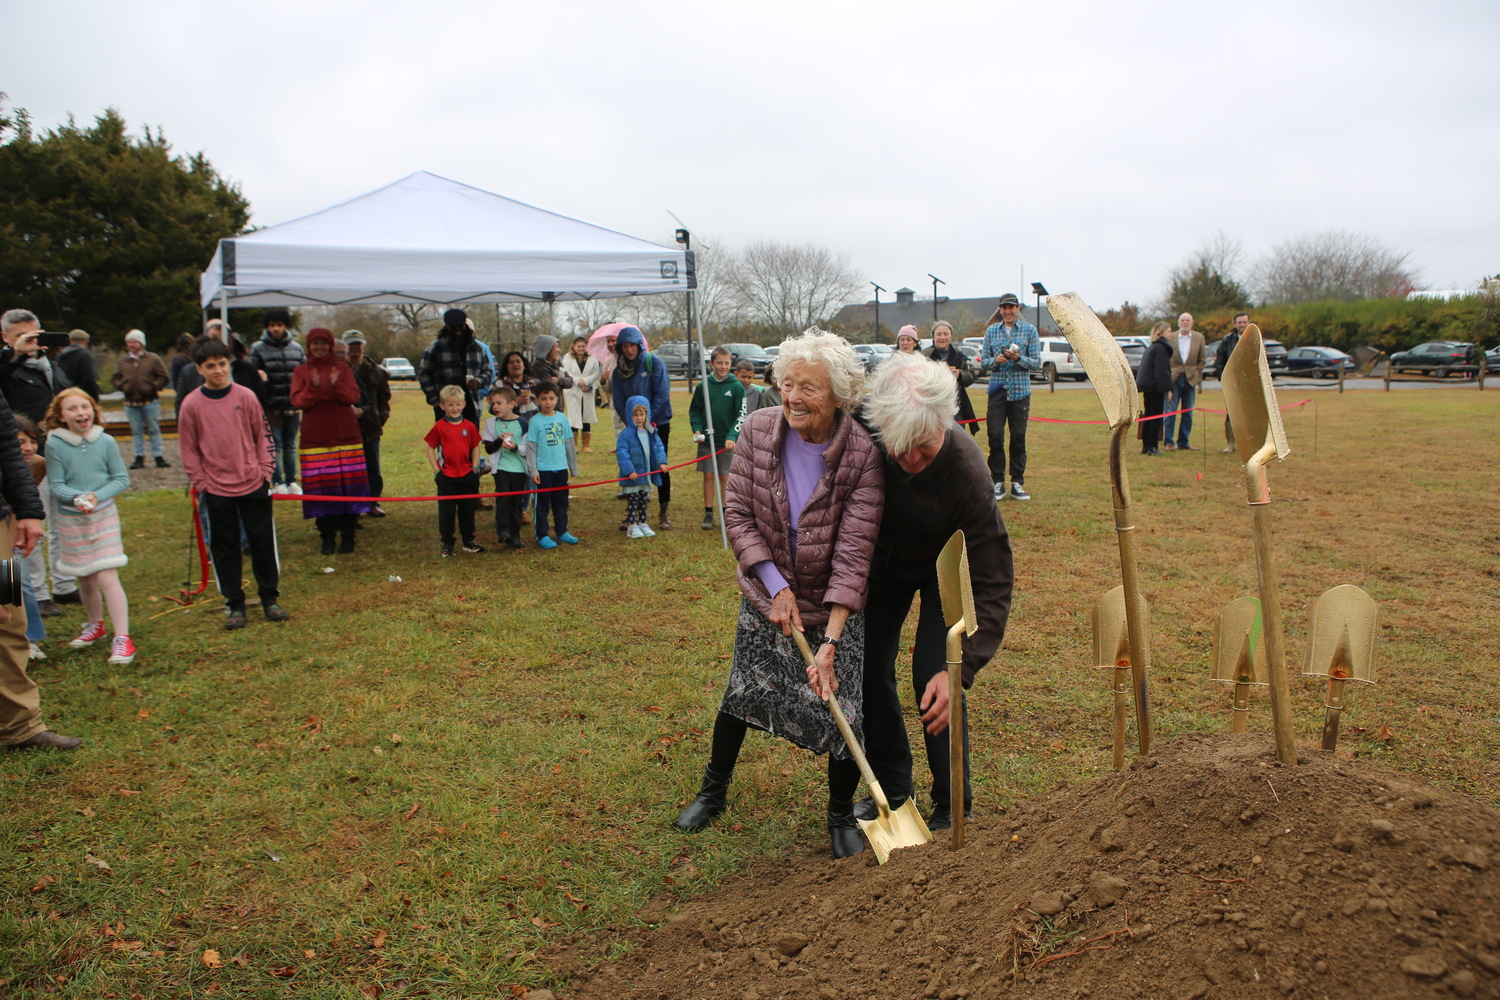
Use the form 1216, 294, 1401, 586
852, 793, 910, 822
507, 538, 525, 550
441, 545, 455, 558
320, 535, 336, 556
154, 457, 171, 469
828, 797, 866, 859
462, 542, 485, 554
338, 533, 356, 554
52, 591, 81, 605
926, 804, 972, 832
1177, 444, 1196, 451
224, 609, 248, 630
130, 456, 146, 470
369, 504, 387, 518
35, 599, 62, 618
673, 766, 732, 831
263, 603, 290, 622
8, 730, 82, 751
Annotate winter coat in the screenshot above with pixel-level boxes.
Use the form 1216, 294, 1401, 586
615, 394, 668, 487
290, 359, 362, 449
45, 424, 130, 511
0, 391, 44, 522
251, 331, 305, 413
610, 326, 672, 427
925, 345, 977, 427
724, 406, 884, 628
112, 349, 171, 403
56, 344, 100, 400
352, 358, 392, 438
529, 335, 575, 395
0, 346, 71, 424
1135, 338, 1174, 394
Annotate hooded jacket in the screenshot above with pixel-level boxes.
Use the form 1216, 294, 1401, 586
290, 329, 362, 448
529, 335, 575, 393
251, 329, 306, 412
609, 326, 672, 427
723, 406, 884, 628
615, 394, 668, 487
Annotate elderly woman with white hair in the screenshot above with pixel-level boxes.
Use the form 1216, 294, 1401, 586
673, 329, 885, 860
855, 351, 1014, 832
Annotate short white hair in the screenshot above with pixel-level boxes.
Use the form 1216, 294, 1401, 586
770, 328, 866, 411
1, 309, 39, 333
862, 351, 957, 455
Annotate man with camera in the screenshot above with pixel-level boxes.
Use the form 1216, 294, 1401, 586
0, 309, 73, 425
0, 321, 82, 750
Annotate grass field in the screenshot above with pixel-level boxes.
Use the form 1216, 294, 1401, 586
2, 381, 1497, 998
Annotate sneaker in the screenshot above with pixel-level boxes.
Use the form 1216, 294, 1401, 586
507, 537, 525, 550
154, 457, 171, 469
107, 635, 136, 666
35, 599, 61, 618
626, 524, 644, 539
638, 524, 656, 538
287, 482, 303, 495
700, 513, 715, 530
992, 481, 1007, 501
272, 483, 290, 495
558, 532, 579, 545
462, 542, 486, 554
68, 621, 107, 648
441, 545, 455, 558
28, 642, 45, 661
224, 610, 248, 630
1010, 482, 1031, 501
496, 534, 511, 546
538, 536, 559, 550
263, 603, 290, 622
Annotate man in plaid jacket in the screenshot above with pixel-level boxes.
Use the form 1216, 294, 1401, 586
418, 308, 493, 426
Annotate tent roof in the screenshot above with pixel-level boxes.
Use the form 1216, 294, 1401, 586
199, 171, 693, 308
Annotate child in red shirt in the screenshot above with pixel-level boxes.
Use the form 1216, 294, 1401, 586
423, 385, 484, 556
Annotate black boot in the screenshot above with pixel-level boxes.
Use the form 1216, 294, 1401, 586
828, 796, 866, 859
338, 531, 356, 554
673, 766, 732, 831
852, 792, 910, 822
320, 531, 336, 556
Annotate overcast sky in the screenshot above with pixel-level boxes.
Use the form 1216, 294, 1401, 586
6, 0, 1497, 314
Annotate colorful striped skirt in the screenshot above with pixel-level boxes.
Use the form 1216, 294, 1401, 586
298, 444, 375, 519
55, 504, 128, 577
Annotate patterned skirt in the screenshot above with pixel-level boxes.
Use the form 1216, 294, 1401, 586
54, 505, 128, 577
299, 444, 375, 519
720, 598, 866, 759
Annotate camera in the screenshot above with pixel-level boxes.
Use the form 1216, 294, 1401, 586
0, 557, 21, 607
36, 332, 71, 349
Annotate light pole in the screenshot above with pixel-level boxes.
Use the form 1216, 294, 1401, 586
1030, 281, 1049, 332
871, 282, 886, 341
928, 274, 945, 325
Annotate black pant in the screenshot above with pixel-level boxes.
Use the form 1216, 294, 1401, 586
655, 422, 672, 507
985, 388, 1031, 484
707, 709, 860, 802
535, 469, 569, 537
860, 563, 972, 811
362, 437, 383, 497
204, 484, 280, 611
1141, 390, 1165, 452
492, 469, 528, 540
436, 471, 478, 546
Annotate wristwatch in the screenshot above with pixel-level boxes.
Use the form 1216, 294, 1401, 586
820, 636, 841, 649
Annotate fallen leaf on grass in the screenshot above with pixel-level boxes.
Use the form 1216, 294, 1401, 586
112, 939, 146, 951
301, 716, 324, 733
404, 802, 422, 820
84, 854, 113, 872
390, 733, 402, 745
229, 954, 249, 967
371, 747, 384, 756
530, 916, 559, 929
77, 806, 96, 817
202, 949, 221, 968
269, 965, 297, 978
116, 789, 141, 796
303, 949, 316, 959
30, 875, 55, 893
371, 929, 387, 949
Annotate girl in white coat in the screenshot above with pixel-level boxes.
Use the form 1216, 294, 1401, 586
561, 336, 602, 452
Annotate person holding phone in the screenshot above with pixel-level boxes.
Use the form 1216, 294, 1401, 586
0, 309, 74, 425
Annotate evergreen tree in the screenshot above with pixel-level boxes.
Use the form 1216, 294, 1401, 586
0, 98, 250, 345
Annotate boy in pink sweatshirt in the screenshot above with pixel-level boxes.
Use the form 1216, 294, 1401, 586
177, 338, 291, 630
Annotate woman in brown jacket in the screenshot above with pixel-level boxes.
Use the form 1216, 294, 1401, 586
673, 329, 884, 859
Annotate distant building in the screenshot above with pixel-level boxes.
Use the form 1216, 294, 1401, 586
830, 286, 1060, 340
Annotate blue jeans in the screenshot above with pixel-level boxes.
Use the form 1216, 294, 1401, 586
1162, 376, 1196, 448
125, 400, 164, 459
20, 567, 44, 643
267, 412, 301, 486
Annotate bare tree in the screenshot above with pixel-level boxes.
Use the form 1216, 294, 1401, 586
1154, 231, 1250, 317
720, 241, 863, 338
1254, 231, 1419, 304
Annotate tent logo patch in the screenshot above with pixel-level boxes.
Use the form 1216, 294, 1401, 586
659, 260, 679, 280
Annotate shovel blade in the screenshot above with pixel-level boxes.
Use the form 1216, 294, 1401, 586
858, 800, 934, 864
1045, 293, 1137, 429
936, 530, 977, 636
1092, 586, 1130, 669
1223, 325, 1290, 465
1212, 597, 1267, 685
1303, 585, 1378, 683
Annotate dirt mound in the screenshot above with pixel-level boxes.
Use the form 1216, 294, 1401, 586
543, 734, 1500, 999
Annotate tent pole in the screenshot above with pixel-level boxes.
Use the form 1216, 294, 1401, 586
219, 289, 229, 333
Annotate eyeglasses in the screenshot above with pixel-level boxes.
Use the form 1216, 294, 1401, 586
779, 379, 826, 398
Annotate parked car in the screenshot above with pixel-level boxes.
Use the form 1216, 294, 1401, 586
653, 340, 704, 379
1388, 340, 1475, 376
1205, 338, 1288, 378
1284, 346, 1355, 378
720, 342, 773, 374
955, 343, 982, 373
1113, 336, 1150, 376
853, 343, 894, 371
764, 345, 780, 359
1035, 338, 1088, 382
1488, 345, 1500, 373
380, 357, 416, 380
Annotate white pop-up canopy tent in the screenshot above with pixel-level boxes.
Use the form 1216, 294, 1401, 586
198, 170, 694, 309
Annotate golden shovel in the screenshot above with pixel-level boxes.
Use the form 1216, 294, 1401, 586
1046, 293, 1153, 755
1211, 597, 1267, 734
1091, 587, 1132, 770
1302, 585, 1377, 753
936, 530, 978, 849
790, 630, 932, 863
1221, 323, 1297, 766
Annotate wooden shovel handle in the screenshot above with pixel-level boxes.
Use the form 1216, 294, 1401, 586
790, 629, 890, 814
947, 621, 967, 849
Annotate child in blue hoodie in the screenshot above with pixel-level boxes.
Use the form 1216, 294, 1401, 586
616, 395, 669, 538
